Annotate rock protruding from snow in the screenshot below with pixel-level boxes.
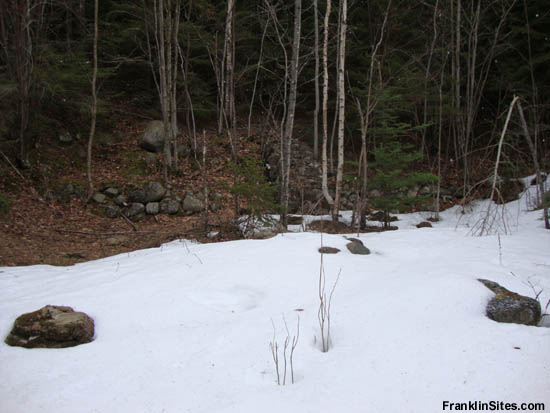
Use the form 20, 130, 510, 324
319, 246, 340, 254
4, 305, 94, 348
345, 238, 371, 255
416, 221, 433, 228
478, 279, 541, 326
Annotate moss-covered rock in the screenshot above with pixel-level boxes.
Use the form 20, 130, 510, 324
478, 279, 541, 326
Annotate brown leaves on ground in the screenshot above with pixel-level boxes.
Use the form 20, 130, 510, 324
0, 116, 255, 267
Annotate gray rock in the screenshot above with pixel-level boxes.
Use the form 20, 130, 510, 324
416, 221, 433, 228
145, 202, 160, 215
58, 132, 73, 144
419, 186, 432, 195
105, 235, 128, 246
92, 192, 106, 204
105, 205, 121, 218
287, 215, 303, 225
319, 247, 340, 254
139, 120, 167, 153
478, 279, 541, 326
128, 188, 146, 204
4, 305, 94, 348
104, 187, 119, 197
160, 198, 179, 215
345, 238, 371, 255
142, 181, 166, 203
126, 203, 145, 218
114, 194, 127, 207
182, 194, 204, 214
369, 189, 381, 198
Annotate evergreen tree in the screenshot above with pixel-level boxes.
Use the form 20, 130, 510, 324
370, 140, 438, 228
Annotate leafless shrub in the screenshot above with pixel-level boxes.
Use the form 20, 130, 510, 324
270, 315, 299, 385
318, 233, 341, 352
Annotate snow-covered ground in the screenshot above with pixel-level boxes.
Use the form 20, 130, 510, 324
1, 178, 549, 413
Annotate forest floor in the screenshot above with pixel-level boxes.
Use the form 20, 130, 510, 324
0, 112, 254, 267
0, 111, 534, 267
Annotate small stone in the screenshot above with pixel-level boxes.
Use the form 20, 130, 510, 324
114, 195, 127, 207
416, 221, 433, 228
160, 198, 179, 215
126, 203, 145, 218
146, 202, 160, 215
105, 205, 121, 218
92, 192, 106, 204
58, 132, 73, 144
128, 188, 146, 204
66, 252, 86, 259
104, 187, 119, 197
318, 247, 340, 254
105, 235, 128, 246
182, 194, 204, 214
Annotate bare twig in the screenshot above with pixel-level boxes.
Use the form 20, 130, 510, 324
270, 319, 280, 385
0, 150, 28, 182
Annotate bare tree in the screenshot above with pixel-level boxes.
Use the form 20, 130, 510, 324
321, 0, 334, 210
279, 0, 302, 229
452, 0, 517, 197
351, 0, 391, 227
86, 0, 99, 201
148, 0, 181, 183
331, 0, 347, 223
0, 0, 48, 168
247, 12, 269, 138
312, 0, 320, 160
516, 100, 549, 229
218, 0, 237, 151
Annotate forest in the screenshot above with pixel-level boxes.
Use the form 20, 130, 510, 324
0, 0, 549, 264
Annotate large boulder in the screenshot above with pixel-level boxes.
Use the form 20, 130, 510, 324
139, 120, 166, 153
4, 305, 94, 348
478, 279, 541, 326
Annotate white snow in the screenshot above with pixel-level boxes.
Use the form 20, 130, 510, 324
1, 178, 549, 413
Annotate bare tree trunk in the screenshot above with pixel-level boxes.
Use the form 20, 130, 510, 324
152, 0, 180, 184
86, 0, 99, 201
202, 130, 209, 235
517, 100, 549, 229
478, 96, 518, 236
321, 0, 334, 208
421, 0, 439, 156
332, 0, 347, 223
220, 0, 236, 152
2, 0, 46, 168
313, 0, 320, 160
434, 51, 448, 221
280, 0, 302, 229
248, 15, 269, 138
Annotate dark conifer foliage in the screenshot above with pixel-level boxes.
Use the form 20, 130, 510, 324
0, 0, 547, 191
